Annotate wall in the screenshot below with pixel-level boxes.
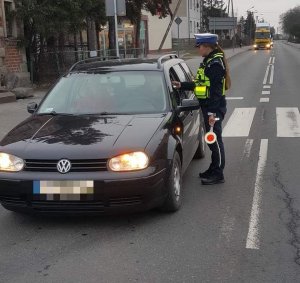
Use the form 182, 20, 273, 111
171, 0, 202, 39
0, 0, 30, 87
142, 10, 172, 52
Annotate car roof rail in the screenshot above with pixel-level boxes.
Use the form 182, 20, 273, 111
69, 56, 120, 72
157, 53, 178, 68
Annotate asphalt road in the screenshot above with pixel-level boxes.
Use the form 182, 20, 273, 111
0, 41, 299, 282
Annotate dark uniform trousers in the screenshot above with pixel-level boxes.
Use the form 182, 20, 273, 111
202, 107, 225, 177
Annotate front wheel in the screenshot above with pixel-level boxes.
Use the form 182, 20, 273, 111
159, 152, 182, 212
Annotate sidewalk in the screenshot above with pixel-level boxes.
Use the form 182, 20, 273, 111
285, 41, 300, 49
224, 45, 251, 60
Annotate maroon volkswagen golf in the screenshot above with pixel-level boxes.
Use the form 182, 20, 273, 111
0, 55, 205, 214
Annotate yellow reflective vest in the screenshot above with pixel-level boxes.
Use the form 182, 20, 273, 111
194, 52, 226, 100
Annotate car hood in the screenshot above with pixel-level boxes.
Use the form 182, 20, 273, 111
0, 114, 167, 159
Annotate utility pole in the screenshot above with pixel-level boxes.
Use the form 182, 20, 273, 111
113, 0, 120, 58
249, 12, 252, 45
246, 6, 256, 45
200, 0, 205, 32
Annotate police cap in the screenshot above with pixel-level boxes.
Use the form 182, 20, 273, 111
195, 33, 218, 47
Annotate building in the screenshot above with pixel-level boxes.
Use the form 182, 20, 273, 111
99, 10, 172, 55
0, 0, 30, 88
170, 0, 203, 41
142, 10, 172, 53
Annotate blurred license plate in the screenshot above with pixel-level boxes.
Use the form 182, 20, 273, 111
33, 180, 94, 195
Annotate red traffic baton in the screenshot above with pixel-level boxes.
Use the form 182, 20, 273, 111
204, 117, 220, 144
205, 129, 217, 144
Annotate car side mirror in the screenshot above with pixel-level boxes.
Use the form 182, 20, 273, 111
27, 102, 38, 114
176, 99, 200, 113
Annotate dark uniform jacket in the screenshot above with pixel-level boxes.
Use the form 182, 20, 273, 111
180, 49, 227, 118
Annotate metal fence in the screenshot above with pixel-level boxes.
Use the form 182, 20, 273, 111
30, 48, 145, 84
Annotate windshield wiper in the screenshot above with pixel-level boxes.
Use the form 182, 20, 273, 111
98, 112, 120, 115
37, 111, 75, 116
77, 112, 121, 116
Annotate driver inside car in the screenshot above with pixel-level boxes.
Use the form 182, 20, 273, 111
72, 83, 116, 114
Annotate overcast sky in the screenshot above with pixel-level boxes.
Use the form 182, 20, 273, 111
234, 0, 299, 31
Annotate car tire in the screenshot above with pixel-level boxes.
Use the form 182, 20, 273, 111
159, 152, 182, 212
193, 111, 206, 159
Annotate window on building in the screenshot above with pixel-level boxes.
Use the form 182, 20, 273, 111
189, 0, 192, 9
4, 1, 13, 37
189, 21, 192, 33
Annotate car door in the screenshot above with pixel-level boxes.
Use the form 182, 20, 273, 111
179, 62, 201, 156
170, 64, 195, 172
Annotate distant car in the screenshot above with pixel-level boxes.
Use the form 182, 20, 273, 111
0, 54, 206, 214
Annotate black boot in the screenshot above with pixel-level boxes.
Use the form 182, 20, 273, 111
199, 168, 213, 179
201, 174, 225, 185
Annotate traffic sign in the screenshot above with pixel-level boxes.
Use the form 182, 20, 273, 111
175, 17, 182, 25
209, 17, 237, 31
105, 0, 126, 16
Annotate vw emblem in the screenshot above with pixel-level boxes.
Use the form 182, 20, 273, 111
57, 159, 72, 174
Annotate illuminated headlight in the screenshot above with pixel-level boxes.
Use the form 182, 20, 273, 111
266, 44, 270, 48
108, 152, 149, 172
0, 153, 25, 172
253, 44, 257, 48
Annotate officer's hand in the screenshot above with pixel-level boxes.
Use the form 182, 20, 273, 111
209, 115, 216, 127
172, 81, 181, 89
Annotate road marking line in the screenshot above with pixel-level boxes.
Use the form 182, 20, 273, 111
268, 57, 272, 64
242, 139, 254, 159
246, 139, 268, 250
269, 65, 274, 84
276, 108, 300, 137
223, 108, 256, 137
260, 98, 269, 103
226, 97, 244, 100
262, 91, 270, 95
272, 57, 275, 64
263, 65, 270, 85
263, 85, 271, 89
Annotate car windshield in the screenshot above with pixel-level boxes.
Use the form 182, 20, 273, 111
38, 71, 168, 115
255, 32, 270, 39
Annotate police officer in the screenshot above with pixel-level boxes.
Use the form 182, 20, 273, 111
172, 33, 231, 185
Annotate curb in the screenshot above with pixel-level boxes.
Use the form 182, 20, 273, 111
0, 92, 16, 104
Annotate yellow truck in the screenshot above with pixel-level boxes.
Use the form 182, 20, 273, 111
253, 23, 273, 50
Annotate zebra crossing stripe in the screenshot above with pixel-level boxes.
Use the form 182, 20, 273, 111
226, 97, 244, 100
223, 108, 256, 137
276, 108, 300, 137
260, 98, 269, 103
